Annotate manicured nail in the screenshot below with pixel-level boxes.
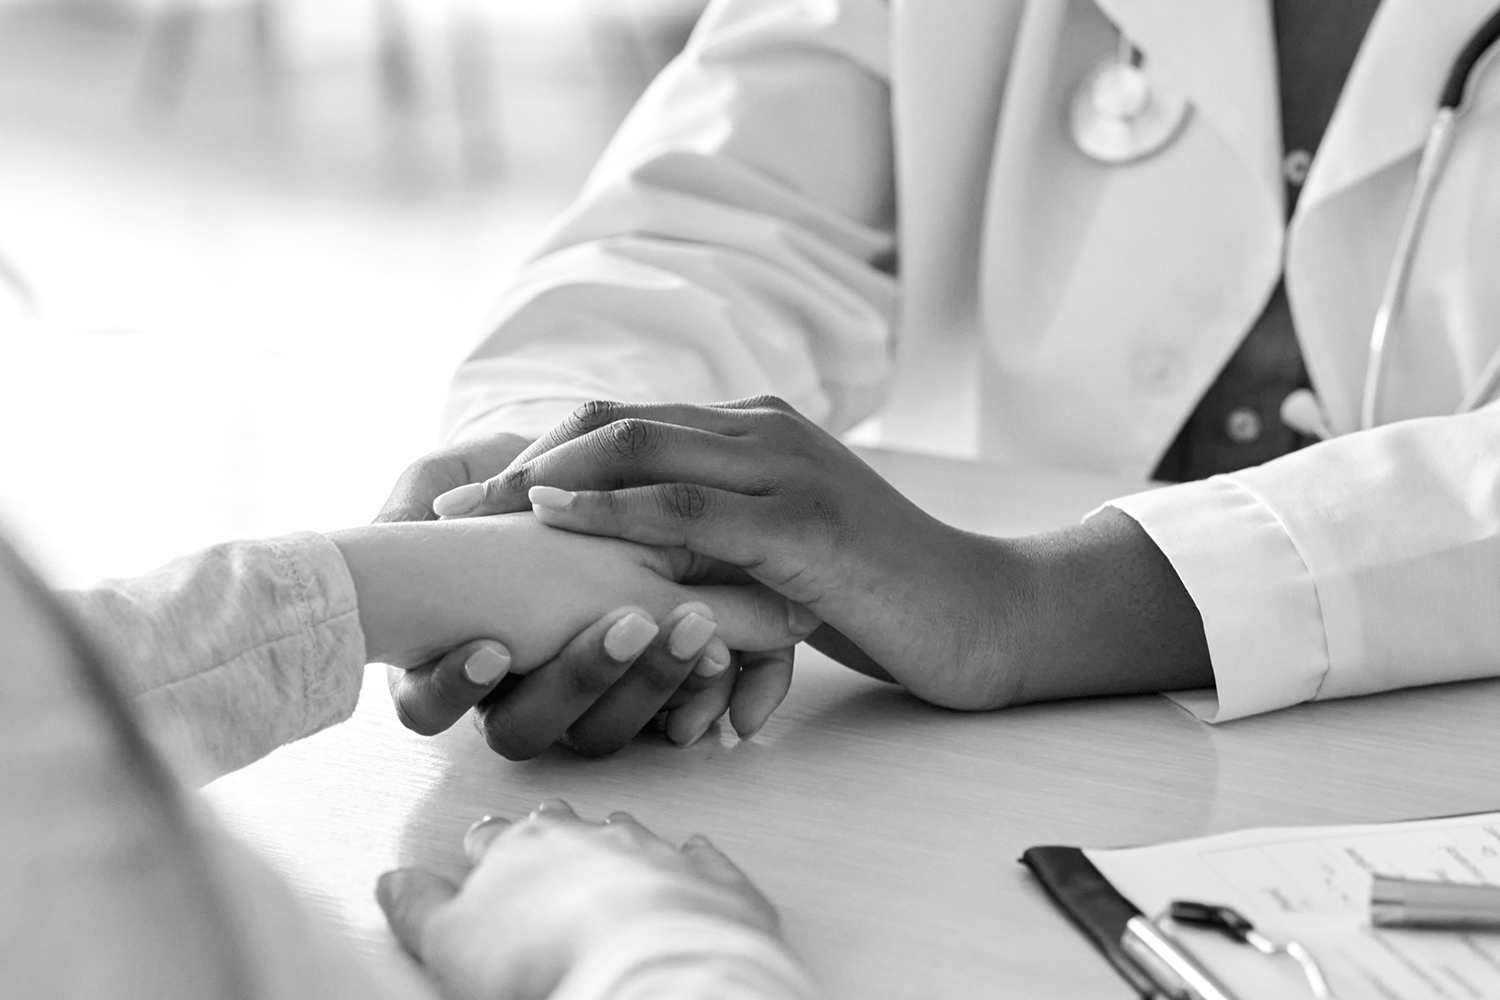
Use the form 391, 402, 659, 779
604, 613, 658, 661
529, 486, 575, 511
787, 601, 821, 636
463, 645, 511, 686
693, 647, 730, 677
433, 482, 485, 517
669, 612, 717, 660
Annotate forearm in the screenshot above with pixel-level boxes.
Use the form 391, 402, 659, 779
1004, 507, 1213, 704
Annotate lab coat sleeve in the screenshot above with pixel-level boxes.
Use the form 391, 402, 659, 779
60, 532, 367, 781
1107, 404, 1500, 722
550, 914, 819, 1000
442, 0, 898, 444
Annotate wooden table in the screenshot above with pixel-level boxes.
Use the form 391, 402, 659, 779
204, 448, 1500, 999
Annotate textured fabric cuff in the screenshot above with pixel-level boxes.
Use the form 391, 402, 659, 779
269, 531, 367, 734
69, 531, 366, 779
1103, 477, 1331, 722
549, 914, 817, 1000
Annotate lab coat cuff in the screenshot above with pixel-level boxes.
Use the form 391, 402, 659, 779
1102, 478, 1332, 722
549, 913, 817, 1000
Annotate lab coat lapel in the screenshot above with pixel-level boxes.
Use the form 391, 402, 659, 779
973, 0, 1284, 472
1288, 0, 1496, 432
1297, 0, 1493, 212
1093, 0, 1283, 221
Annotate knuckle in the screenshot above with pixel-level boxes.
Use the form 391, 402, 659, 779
570, 399, 622, 435
599, 417, 656, 461
660, 482, 710, 521
736, 393, 788, 412
489, 464, 531, 500
745, 474, 782, 498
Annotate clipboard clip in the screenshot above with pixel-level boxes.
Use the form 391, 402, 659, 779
1164, 901, 1334, 1000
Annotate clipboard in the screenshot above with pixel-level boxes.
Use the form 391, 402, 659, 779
1021, 845, 1162, 997
1022, 811, 1500, 1000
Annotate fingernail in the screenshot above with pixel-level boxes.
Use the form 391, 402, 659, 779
693, 647, 730, 677
463, 646, 511, 686
604, 613, 658, 661
787, 601, 821, 636
529, 485, 575, 511
433, 482, 485, 517
669, 612, 717, 660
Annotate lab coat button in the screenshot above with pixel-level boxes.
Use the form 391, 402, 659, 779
1225, 407, 1262, 444
1283, 149, 1312, 186
1130, 347, 1182, 390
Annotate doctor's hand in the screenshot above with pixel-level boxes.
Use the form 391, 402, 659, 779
377, 801, 787, 1000
431, 397, 1215, 709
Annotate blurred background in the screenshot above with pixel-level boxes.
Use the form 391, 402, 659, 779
0, 0, 706, 587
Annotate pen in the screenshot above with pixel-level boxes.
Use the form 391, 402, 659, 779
1121, 915, 1244, 1000
1371, 875, 1500, 930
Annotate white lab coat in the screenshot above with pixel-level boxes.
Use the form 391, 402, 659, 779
443, 0, 1500, 722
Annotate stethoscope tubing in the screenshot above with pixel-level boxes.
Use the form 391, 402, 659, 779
1359, 8, 1500, 430
1358, 109, 1458, 431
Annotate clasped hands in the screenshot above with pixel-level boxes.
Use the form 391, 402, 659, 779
376, 396, 1060, 760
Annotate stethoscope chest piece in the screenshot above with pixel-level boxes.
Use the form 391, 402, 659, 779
1070, 55, 1191, 164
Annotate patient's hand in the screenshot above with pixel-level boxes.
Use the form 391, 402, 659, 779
378, 801, 783, 1000
329, 515, 817, 757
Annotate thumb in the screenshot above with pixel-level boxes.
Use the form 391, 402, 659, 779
377, 868, 459, 961
376, 433, 533, 523
389, 639, 516, 736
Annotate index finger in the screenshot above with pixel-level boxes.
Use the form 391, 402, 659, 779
512, 399, 762, 468
442, 402, 771, 519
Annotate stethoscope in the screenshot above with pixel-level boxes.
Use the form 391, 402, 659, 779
1070, 10, 1500, 438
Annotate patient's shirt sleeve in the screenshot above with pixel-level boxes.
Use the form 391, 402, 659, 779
60, 531, 366, 781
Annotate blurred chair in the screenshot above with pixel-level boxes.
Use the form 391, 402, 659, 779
127, 0, 505, 181
132, 0, 277, 113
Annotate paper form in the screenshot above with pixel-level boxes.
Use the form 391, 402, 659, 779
1087, 812, 1500, 1000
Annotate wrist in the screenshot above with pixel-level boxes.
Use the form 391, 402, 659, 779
326, 521, 474, 666
1006, 507, 1213, 703
844, 520, 1031, 711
